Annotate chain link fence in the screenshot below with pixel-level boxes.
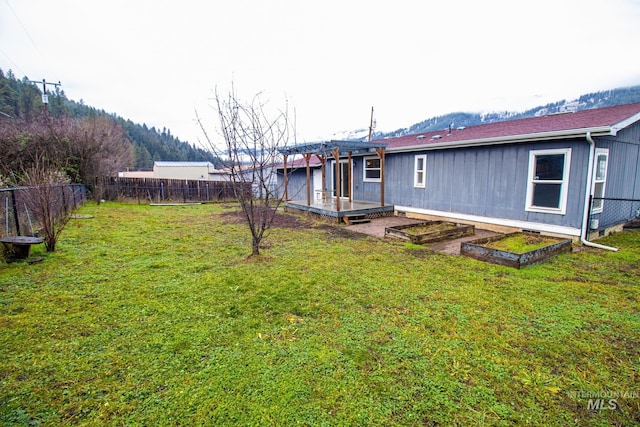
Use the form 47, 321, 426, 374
0, 184, 87, 238
588, 196, 640, 235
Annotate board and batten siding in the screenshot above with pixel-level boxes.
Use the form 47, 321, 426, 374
277, 168, 311, 201
596, 121, 640, 200
356, 140, 592, 230
588, 124, 640, 227
594, 139, 639, 199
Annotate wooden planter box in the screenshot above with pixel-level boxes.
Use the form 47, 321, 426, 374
460, 232, 572, 268
624, 218, 640, 230
385, 221, 475, 244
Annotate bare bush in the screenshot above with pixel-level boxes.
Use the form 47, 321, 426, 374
20, 159, 72, 252
0, 114, 133, 194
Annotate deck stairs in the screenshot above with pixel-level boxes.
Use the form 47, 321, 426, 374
343, 214, 370, 225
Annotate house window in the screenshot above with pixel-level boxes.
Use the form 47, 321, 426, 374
363, 157, 381, 182
591, 148, 609, 213
526, 148, 572, 214
414, 154, 426, 188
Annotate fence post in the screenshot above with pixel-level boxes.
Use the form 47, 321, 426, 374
10, 189, 20, 236
183, 180, 187, 203
5, 194, 9, 235
61, 185, 68, 215
95, 176, 101, 204
70, 185, 77, 209
585, 194, 593, 240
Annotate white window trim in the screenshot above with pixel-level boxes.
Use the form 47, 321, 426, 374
525, 148, 572, 215
414, 154, 426, 188
591, 148, 609, 214
363, 156, 381, 183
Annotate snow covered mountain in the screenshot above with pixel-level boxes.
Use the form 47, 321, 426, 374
359, 84, 640, 141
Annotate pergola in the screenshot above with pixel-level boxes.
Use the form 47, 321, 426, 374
278, 140, 388, 213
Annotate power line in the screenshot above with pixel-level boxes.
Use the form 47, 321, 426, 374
0, 47, 28, 77
3, 0, 42, 54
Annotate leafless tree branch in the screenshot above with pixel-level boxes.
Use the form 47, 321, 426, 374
198, 86, 292, 256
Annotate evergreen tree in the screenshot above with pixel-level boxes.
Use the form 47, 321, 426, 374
0, 70, 18, 117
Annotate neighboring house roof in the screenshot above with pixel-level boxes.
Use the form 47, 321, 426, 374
378, 102, 640, 152
279, 155, 325, 169
154, 161, 214, 167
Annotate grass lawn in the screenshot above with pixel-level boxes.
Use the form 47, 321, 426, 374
1, 202, 639, 426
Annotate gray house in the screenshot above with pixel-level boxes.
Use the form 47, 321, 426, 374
279, 102, 640, 240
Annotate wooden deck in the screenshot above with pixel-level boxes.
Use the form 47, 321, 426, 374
285, 199, 394, 221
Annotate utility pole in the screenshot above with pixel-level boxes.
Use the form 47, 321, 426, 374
368, 106, 376, 142
29, 79, 61, 117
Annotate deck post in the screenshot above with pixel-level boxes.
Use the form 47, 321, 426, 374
316, 154, 327, 202
331, 148, 341, 213
283, 155, 288, 201
348, 151, 353, 203
304, 153, 312, 206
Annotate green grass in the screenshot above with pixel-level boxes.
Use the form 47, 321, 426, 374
484, 233, 562, 254
1, 202, 639, 426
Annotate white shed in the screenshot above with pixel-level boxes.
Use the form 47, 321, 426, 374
152, 161, 228, 181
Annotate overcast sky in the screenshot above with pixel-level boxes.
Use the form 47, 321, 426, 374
2, 0, 640, 147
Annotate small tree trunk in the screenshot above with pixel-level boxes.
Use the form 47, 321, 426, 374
45, 238, 55, 252
251, 236, 260, 257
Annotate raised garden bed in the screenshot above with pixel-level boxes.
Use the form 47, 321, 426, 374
385, 221, 475, 244
460, 232, 572, 268
624, 218, 640, 230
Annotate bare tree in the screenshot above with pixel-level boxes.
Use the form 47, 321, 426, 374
200, 88, 291, 256
20, 157, 73, 252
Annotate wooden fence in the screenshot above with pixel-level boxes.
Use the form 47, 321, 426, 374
98, 177, 247, 203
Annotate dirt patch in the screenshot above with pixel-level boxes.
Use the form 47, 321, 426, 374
404, 223, 458, 235
220, 209, 313, 229
220, 209, 375, 240
315, 224, 369, 240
